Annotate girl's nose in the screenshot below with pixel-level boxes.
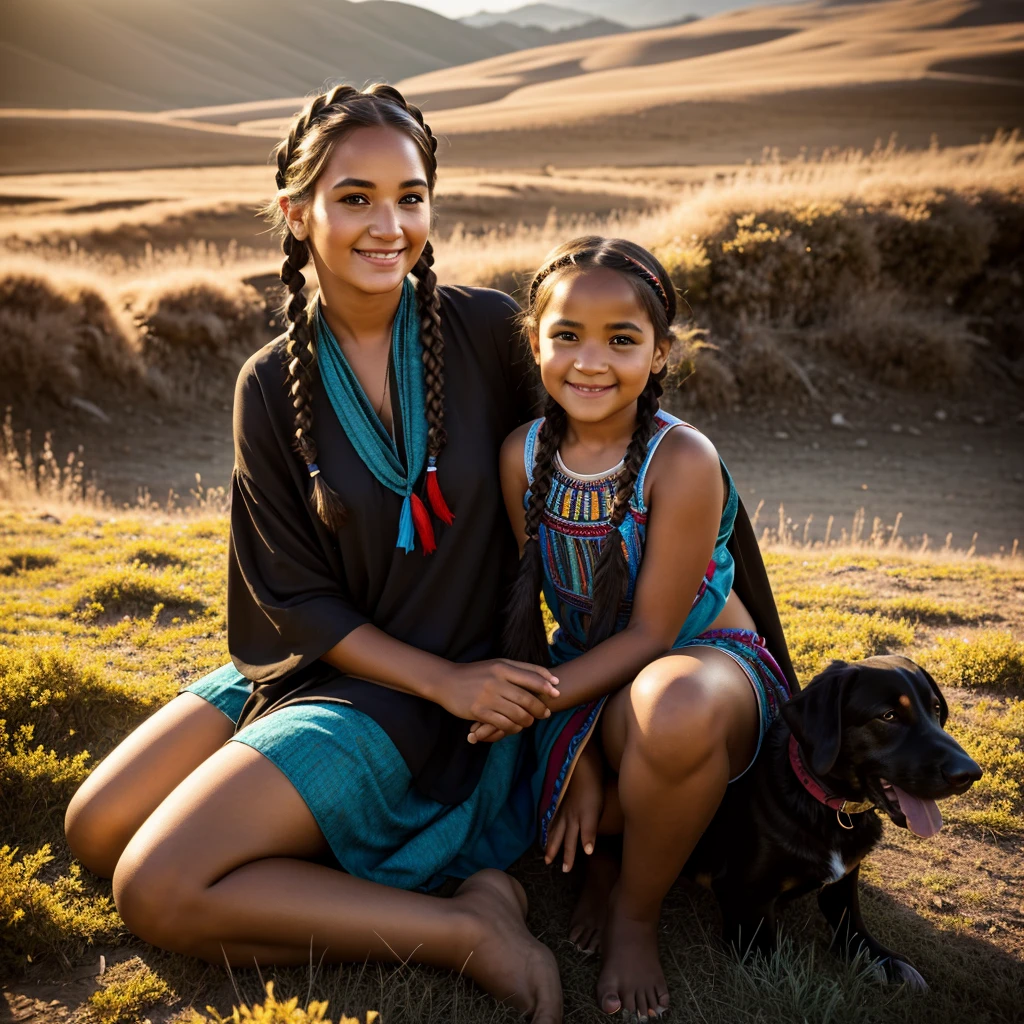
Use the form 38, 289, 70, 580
574, 344, 608, 374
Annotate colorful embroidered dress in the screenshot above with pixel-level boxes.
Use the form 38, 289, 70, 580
526, 410, 793, 843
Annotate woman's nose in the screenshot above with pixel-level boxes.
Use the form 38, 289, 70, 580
368, 208, 402, 239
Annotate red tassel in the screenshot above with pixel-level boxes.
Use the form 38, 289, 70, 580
426, 469, 455, 525
409, 493, 437, 554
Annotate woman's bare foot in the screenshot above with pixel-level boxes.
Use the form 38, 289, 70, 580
453, 869, 563, 1024
568, 847, 619, 954
596, 883, 669, 1019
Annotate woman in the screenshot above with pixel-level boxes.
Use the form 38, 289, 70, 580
64, 84, 563, 1024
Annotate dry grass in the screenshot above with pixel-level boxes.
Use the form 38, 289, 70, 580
5, 136, 1019, 413
0, 482, 1021, 1021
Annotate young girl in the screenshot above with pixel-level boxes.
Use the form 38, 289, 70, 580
476, 237, 798, 1019
64, 84, 564, 1024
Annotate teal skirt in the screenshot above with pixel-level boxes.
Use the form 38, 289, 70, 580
183, 627, 790, 891
182, 664, 540, 892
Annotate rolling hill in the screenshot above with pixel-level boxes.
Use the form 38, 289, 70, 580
0, 0, 513, 111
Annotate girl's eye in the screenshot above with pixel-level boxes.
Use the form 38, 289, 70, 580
555, 331, 578, 342
399, 194, 425, 204
881, 710, 897, 722
610, 335, 637, 346
341, 194, 369, 205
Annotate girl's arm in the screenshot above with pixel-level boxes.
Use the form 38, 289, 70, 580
495, 422, 723, 716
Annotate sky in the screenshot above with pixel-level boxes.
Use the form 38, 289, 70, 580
352, 0, 536, 17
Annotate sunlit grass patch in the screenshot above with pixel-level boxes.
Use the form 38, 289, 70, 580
920, 632, 1024, 692
0, 547, 59, 575
69, 566, 206, 623
84, 958, 175, 1024
123, 542, 187, 569
0, 843, 124, 970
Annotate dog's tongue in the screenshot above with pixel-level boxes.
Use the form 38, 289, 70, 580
892, 785, 943, 837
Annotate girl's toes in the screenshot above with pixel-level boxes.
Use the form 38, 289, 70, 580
598, 988, 621, 1015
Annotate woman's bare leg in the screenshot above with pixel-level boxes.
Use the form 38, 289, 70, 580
594, 648, 759, 1018
65, 693, 234, 878
111, 740, 563, 1023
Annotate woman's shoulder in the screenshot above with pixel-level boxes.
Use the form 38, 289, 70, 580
233, 334, 292, 421
437, 284, 521, 334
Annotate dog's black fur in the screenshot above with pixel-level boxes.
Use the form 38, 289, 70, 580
683, 654, 982, 987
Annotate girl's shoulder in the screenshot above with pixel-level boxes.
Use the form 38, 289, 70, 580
499, 417, 541, 488
639, 412, 724, 510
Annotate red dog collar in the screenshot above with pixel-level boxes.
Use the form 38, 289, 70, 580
788, 733, 875, 819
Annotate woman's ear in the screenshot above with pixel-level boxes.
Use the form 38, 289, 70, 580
279, 195, 308, 241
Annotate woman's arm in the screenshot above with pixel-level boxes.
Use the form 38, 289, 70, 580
490, 424, 723, 721
320, 624, 559, 735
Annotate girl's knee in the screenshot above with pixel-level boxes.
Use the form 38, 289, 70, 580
627, 664, 728, 778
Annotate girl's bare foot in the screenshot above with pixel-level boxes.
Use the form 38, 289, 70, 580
453, 869, 563, 1024
596, 883, 670, 1019
568, 846, 619, 954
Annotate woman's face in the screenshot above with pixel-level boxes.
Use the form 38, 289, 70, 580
530, 267, 670, 425
282, 125, 431, 297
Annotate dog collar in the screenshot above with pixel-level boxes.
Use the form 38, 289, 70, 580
788, 734, 875, 818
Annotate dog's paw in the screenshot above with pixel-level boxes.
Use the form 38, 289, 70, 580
873, 956, 929, 991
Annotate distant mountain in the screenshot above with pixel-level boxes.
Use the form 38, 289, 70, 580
1, 0, 515, 111
555, 0, 742, 26
462, 3, 600, 31
475, 16, 630, 49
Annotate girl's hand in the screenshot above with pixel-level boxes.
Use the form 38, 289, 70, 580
439, 660, 559, 737
545, 738, 604, 872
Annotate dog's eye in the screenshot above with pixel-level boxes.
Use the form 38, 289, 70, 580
881, 710, 897, 722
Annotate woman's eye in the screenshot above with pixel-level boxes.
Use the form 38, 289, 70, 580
341, 194, 368, 205
554, 331, 578, 342
399, 194, 424, 204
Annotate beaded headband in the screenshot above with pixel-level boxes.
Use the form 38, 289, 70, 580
529, 250, 672, 318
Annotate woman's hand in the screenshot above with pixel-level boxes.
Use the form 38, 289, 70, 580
437, 660, 559, 737
545, 738, 604, 872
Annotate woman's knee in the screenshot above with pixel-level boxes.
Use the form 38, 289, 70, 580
112, 831, 208, 954
65, 776, 134, 880
626, 662, 729, 779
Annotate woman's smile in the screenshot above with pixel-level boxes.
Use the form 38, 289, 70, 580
354, 247, 406, 266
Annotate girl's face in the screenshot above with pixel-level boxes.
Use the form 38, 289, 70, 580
530, 267, 670, 425
280, 125, 431, 297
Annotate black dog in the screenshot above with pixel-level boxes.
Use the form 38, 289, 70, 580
684, 654, 982, 987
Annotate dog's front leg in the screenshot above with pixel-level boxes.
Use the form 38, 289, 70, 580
817, 865, 928, 990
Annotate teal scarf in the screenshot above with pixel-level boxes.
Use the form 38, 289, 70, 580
314, 278, 428, 553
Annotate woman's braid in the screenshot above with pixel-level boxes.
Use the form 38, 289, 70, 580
500, 396, 567, 665
274, 88, 362, 532
586, 369, 664, 649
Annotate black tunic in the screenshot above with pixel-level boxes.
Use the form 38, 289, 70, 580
227, 285, 537, 804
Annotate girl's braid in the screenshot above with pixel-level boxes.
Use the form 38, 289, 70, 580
500, 396, 567, 665
586, 369, 665, 648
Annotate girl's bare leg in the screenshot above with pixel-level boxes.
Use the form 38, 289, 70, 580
65, 693, 235, 878
111, 740, 563, 1024
595, 648, 759, 1018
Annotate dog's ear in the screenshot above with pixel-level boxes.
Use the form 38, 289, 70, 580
781, 660, 858, 776
916, 664, 948, 726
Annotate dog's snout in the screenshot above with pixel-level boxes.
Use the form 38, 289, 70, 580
942, 755, 982, 790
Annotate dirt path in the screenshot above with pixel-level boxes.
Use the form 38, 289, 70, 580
11, 384, 1021, 556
